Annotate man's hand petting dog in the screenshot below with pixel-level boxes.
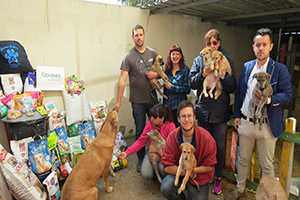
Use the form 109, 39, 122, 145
146, 71, 159, 79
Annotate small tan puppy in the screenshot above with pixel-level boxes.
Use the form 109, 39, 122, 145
149, 55, 168, 99
198, 47, 218, 102
174, 143, 199, 194
146, 129, 166, 183
61, 110, 118, 200
211, 50, 232, 99
246, 71, 273, 130
33, 153, 52, 173
256, 176, 287, 200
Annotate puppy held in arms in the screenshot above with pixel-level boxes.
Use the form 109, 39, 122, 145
149, 55, 169, 99
246, 71, 273, 131
146, 129, 166, 183
174, 143, 200, 194
61, 110, 118, 200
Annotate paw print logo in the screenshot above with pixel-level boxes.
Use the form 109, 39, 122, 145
4, 49, 19, 64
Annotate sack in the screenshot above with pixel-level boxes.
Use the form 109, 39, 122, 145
0, 144, 47, 200
42, 171, 61, 200
62, 89, 92, 126
55, 126, 69, 153
78, 121, 95, 150
0, 41, 34, 83
10, 136, 33, 165
28, 138, 52, 174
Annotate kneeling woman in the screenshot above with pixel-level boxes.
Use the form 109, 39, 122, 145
118, 104, 175, 180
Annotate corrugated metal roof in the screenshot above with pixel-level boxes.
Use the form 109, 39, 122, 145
142, 0, 300, 32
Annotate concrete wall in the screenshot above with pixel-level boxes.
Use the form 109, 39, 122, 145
0, 0, 255, 151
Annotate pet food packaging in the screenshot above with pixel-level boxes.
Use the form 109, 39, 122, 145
72, 150, 85, 166
28, 138, 52, 174
67, 135, 82, 163
68, 124, 78, 137
59, 151, 71, 164
48, 110, 65, 131
55, 126, 69, 153
0, 166, 13, 200
47, 131, 61, 168
36, 106, 48, 116
0, 74, 23, 96
78, 121, 95, 150
64, 162, 72, 174
42, 171, 61, 200
0, 144, 48, 200
115, 131, 128, 152
111, 153, 128, 171
10, 136, 33, 165
0, 104, 8, 117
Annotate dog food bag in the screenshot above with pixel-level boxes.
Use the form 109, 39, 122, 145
78, 121, 95, 150
1, 74, 23, 96
0, 165, 13, 200
0, 144, 48, 200
42, 171, 61, 200
115, 131, 128, 152
68, 124, 78, 137
28, 138, 52, 174
48, 110, 65, 131
55, 126, 69, 153
44, 101, 57, 115
67, 135, 82, 163
10, 136, 33, 165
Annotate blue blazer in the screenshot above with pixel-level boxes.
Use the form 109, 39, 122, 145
234, 57, 292, 137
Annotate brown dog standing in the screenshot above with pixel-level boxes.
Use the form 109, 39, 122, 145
174, 143, 199, 194
146, 129, 166, 183
61, 110, 118, 200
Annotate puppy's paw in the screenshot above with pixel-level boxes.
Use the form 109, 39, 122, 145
204, 93, 209, 97
174, 179, 178, 186
178, 186, 185, 194
106, 186, 113, 193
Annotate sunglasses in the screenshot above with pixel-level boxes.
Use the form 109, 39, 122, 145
207, 40, 218, 46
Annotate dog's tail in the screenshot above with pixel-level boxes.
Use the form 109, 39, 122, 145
190, 176, 200, 191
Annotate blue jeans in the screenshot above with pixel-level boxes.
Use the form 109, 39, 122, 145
161, 174, 209, 200
131, 100, 158, 160
140, 151, 166, 180
198, 121, 227, 177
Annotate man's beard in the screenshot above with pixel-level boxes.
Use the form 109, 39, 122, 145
181, 125, 194, 132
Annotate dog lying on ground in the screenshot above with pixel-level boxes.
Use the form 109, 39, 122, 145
61, 110, 118, 200
174, 143, 199, 194
149, 55, 168, 99
146, 129, 166, 183
246, 71, 273, 131
256, 176, 287, 200
33, 153, 52, 173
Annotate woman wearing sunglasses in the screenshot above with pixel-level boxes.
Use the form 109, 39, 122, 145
188, 29, 236, 195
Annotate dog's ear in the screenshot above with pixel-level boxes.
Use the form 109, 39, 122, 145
180, 143, 184, 150
266, 73, 271, 81
253, 73, 258, 79
191, 145, 195, 154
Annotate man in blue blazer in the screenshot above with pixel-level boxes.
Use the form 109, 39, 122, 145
225, 28, 292, 199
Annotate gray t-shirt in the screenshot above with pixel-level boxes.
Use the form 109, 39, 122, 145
121, 46, 158, 103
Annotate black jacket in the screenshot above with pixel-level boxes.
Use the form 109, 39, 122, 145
189, 47, 236, 123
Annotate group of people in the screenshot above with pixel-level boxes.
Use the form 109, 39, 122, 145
114, 24, 292, 200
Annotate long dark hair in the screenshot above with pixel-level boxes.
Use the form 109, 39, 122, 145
149, 104, 173, 123
165, 44, 186, 73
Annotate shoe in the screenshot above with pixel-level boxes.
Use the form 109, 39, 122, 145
136, 159, 142, 172
224, 189, 245, 200
212, 177, 222, 194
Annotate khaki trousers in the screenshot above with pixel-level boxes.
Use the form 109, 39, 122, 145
236, 118, 277, 192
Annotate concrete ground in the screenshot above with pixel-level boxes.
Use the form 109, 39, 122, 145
95, 136, 256, 200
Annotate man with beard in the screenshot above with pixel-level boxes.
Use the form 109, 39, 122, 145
225, 28, 292, 199
114, 24, 159, 172
160, 100, 217, 200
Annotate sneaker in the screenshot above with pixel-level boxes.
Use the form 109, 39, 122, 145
212, 177, 222, 194
224, 189, 245, 200
136, 159, 142, 172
